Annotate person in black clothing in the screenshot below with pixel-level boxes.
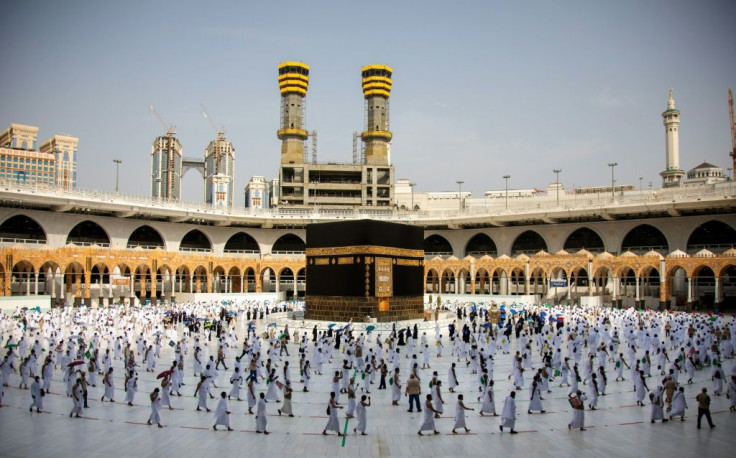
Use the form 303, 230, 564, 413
413, 324, 418, 340
312, 326, 318, 342
462, 325, 470, 344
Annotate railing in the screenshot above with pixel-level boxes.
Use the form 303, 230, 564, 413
0, 237, 46, 245
67, 241, 110, 248
126, 244, 164, 250
179, 247, 212, 253
1, 179, 734, 223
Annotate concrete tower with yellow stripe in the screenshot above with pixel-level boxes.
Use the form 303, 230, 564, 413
361, 64, 392, 165
277, 62, 310, 164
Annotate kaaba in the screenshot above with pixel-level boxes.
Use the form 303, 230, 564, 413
305, 219, 425, 322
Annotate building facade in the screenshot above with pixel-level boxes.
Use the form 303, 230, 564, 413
0, 124, 78, 189
244, 175, 268, 209
39, 134, 78, 190
151, 134, 183, 201
0, 193, 733, 311
204, 133, 235, 209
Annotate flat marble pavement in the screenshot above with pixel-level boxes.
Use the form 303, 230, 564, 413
1, 317, 734, 457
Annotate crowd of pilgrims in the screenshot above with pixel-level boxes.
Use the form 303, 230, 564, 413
1, 299, 735, 434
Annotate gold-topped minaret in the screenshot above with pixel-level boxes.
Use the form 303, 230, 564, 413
361, 64, 392, 165
277, 62, 310, 164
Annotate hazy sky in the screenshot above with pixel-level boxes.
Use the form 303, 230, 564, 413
2, 1, 735, 206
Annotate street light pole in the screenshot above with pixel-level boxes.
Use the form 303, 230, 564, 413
608, 162, 618, 198
113, 159, 122, 192
553, 169, 562, 205
409, 182, 416, 211
503, 175, 510, 209
456, 180, 464, 212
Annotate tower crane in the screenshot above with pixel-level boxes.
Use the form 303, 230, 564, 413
201, 104, 227, 175
729, 89, 736, 180
149, 105, 175, 136
201, 104, 226, 141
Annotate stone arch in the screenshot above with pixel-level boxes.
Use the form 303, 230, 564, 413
425, 268, 440, 294
464, 233, 497, 257
0, 214, 47, 243
474, 268, 490, 294
296, 267, 306, 298
548, 266, 568, 304
175, 265, 192, 294
491, 267, 508, 295
127, 225, 165, 250
639, 265, 661, 304
90, 263, 110, 284
279, 267, 296, 298
192, 265, 208, 293
457, 267, 471, 294
224, 232, 261, 255
720, 264, 736, 311
155, 264, 173, 299
63, 261, 86, 305
261, 267, 277, 292
617, 266, 637, 304
569, 265, 589, 301
692, 265, 716, 309
620, 224, 668, 254
244, 267, 257, 293
509, 267, 525, 296
511, 230, 547, 255
592, 266, 612, 299
272, 233, 305, 254
11, 260, 35, 296
228, 266, 242, 293
529, 266, 545, 296
212, 265, 226, 293
424, 234, 453, 257
67, 220, 110, 247
687, 220, 736, 254
134, 264, 152, 301
181, 230, 212, 252
563, 227, 605, 253
39, 261, 61, 299
440, 268, 455, 294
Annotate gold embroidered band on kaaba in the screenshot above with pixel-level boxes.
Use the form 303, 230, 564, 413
306, 245, 424, 258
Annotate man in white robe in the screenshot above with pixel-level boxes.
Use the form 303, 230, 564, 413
499, 391, 518, 434
29, 376, 43, 413
568, 390, 587, 431
256, 392, 270, 434
669, 387, 687, 421
452, 394, 474, 434
213, 391, 232, 431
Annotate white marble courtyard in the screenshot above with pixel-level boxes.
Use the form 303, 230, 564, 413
1, 315, 734, 458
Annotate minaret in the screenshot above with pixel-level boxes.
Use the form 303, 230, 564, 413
277, 62, 309, 164
361, 65, 393, 165
660, 88, 684, 187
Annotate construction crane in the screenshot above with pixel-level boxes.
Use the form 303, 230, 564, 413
729, 89, 736, 180
149, 105, 175, 136
201, 104, 226, 141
